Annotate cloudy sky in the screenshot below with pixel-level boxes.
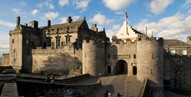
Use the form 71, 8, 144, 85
0, 0, 191, 57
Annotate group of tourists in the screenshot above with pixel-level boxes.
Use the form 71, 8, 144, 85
45, 73, 54, 83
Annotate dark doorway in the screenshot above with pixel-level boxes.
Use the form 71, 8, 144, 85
132, 66, 137, 75
108, 66, 111, 74
116, 60, 127, 74
42, 42, 46, 49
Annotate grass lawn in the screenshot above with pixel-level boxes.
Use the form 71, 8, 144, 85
173, 90, 191, 96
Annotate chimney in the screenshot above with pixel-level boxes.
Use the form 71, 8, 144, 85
67, 16, 73, 23
48, 20, 51, 27
91, 24, 98, 32
16, 16, 20, 27
28, 21, 38, 29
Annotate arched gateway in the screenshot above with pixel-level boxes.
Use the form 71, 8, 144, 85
116, 60, 127, 74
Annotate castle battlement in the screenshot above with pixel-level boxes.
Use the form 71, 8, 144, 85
2, 53, 9, 55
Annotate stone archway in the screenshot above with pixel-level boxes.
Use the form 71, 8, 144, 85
116, 60, 127, 74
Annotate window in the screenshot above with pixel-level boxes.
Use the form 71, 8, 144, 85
61, 41, 64, 47
151, 68, 153, 74
170, 50, 176, 55
132, 66, 137, 75
65, 34, 71, 43
182, 50, 187, 55
108, 54, 110, 59
14, 58, 16, 63
12, 39, 14, 43
56, 35, 61, 47
13, 49, 17, 63
26, 39, 29, 44
51, 42, 54, 49
133, 54, 136, 59
31, 42, 34, 48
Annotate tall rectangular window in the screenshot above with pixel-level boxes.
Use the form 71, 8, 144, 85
12, 39, 14, 43
13, 49, 17, 63
133, 54, 136, 59
170, 50, 176, 55
56, 36, 60, 46
182, 50, 187, 55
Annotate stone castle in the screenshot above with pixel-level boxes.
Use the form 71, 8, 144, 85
2, 16, 191, 97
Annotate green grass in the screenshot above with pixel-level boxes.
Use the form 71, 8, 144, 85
17, 73, 45, 78
173, 90, 191, 96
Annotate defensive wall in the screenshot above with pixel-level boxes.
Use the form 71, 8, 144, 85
32, 45, 82, 75
2, 53, 9, 66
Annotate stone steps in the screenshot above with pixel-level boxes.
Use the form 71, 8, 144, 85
1, 83, 18, 97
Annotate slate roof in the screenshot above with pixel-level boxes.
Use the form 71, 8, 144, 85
164, 39, 191, 47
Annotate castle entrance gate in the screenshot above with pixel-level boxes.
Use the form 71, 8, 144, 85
116, 60, 127, 74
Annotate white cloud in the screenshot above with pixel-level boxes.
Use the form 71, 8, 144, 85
0, 20, 15, 28
0, 33, 9, 57
43, 12, 59, 20
89, 13, 114, 26
37, 0, 54, 9
106, 24, 121, 40
148, 0, 173, 14
135, 13, 191, 40
31, 9, 39, 15
19, 1, 28, 7
102, 0, 134, 11
12, 8, 23, 15
60, 16, 80, 23
59, 0, 69, 7
73, 0, 90, 10
183, 0, 191, 8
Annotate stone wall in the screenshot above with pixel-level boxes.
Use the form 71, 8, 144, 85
137, 37, 164, 87
82, 40, 106, 76
32, 45, 82, 75
170, 56, 191, 91
107, 41, 137, 75
9, 29, 23, 72
2, 54, 9, 66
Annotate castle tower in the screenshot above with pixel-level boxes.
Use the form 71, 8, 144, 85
82, 40, 106, 76
9, 16, 23, 72
137, 37, 164, 97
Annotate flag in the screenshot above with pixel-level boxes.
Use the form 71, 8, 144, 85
125, 12, 128, 19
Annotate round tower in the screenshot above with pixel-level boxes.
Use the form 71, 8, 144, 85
137, 37, 164, 96
82, 40, 106, 76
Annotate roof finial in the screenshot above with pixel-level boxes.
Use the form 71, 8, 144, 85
84, 16, 86, 20
145, 26, 147, 36
151, 31, 154, 37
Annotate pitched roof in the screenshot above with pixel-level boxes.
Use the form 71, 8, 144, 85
44, 20, 85, 30
164, 39, 191, 47
131, 27, 143, 35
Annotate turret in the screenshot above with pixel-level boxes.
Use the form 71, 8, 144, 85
137, 37, 164, 97
82, 40, 106, 76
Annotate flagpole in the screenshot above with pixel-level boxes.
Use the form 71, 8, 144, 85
125, 7, 128, 34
